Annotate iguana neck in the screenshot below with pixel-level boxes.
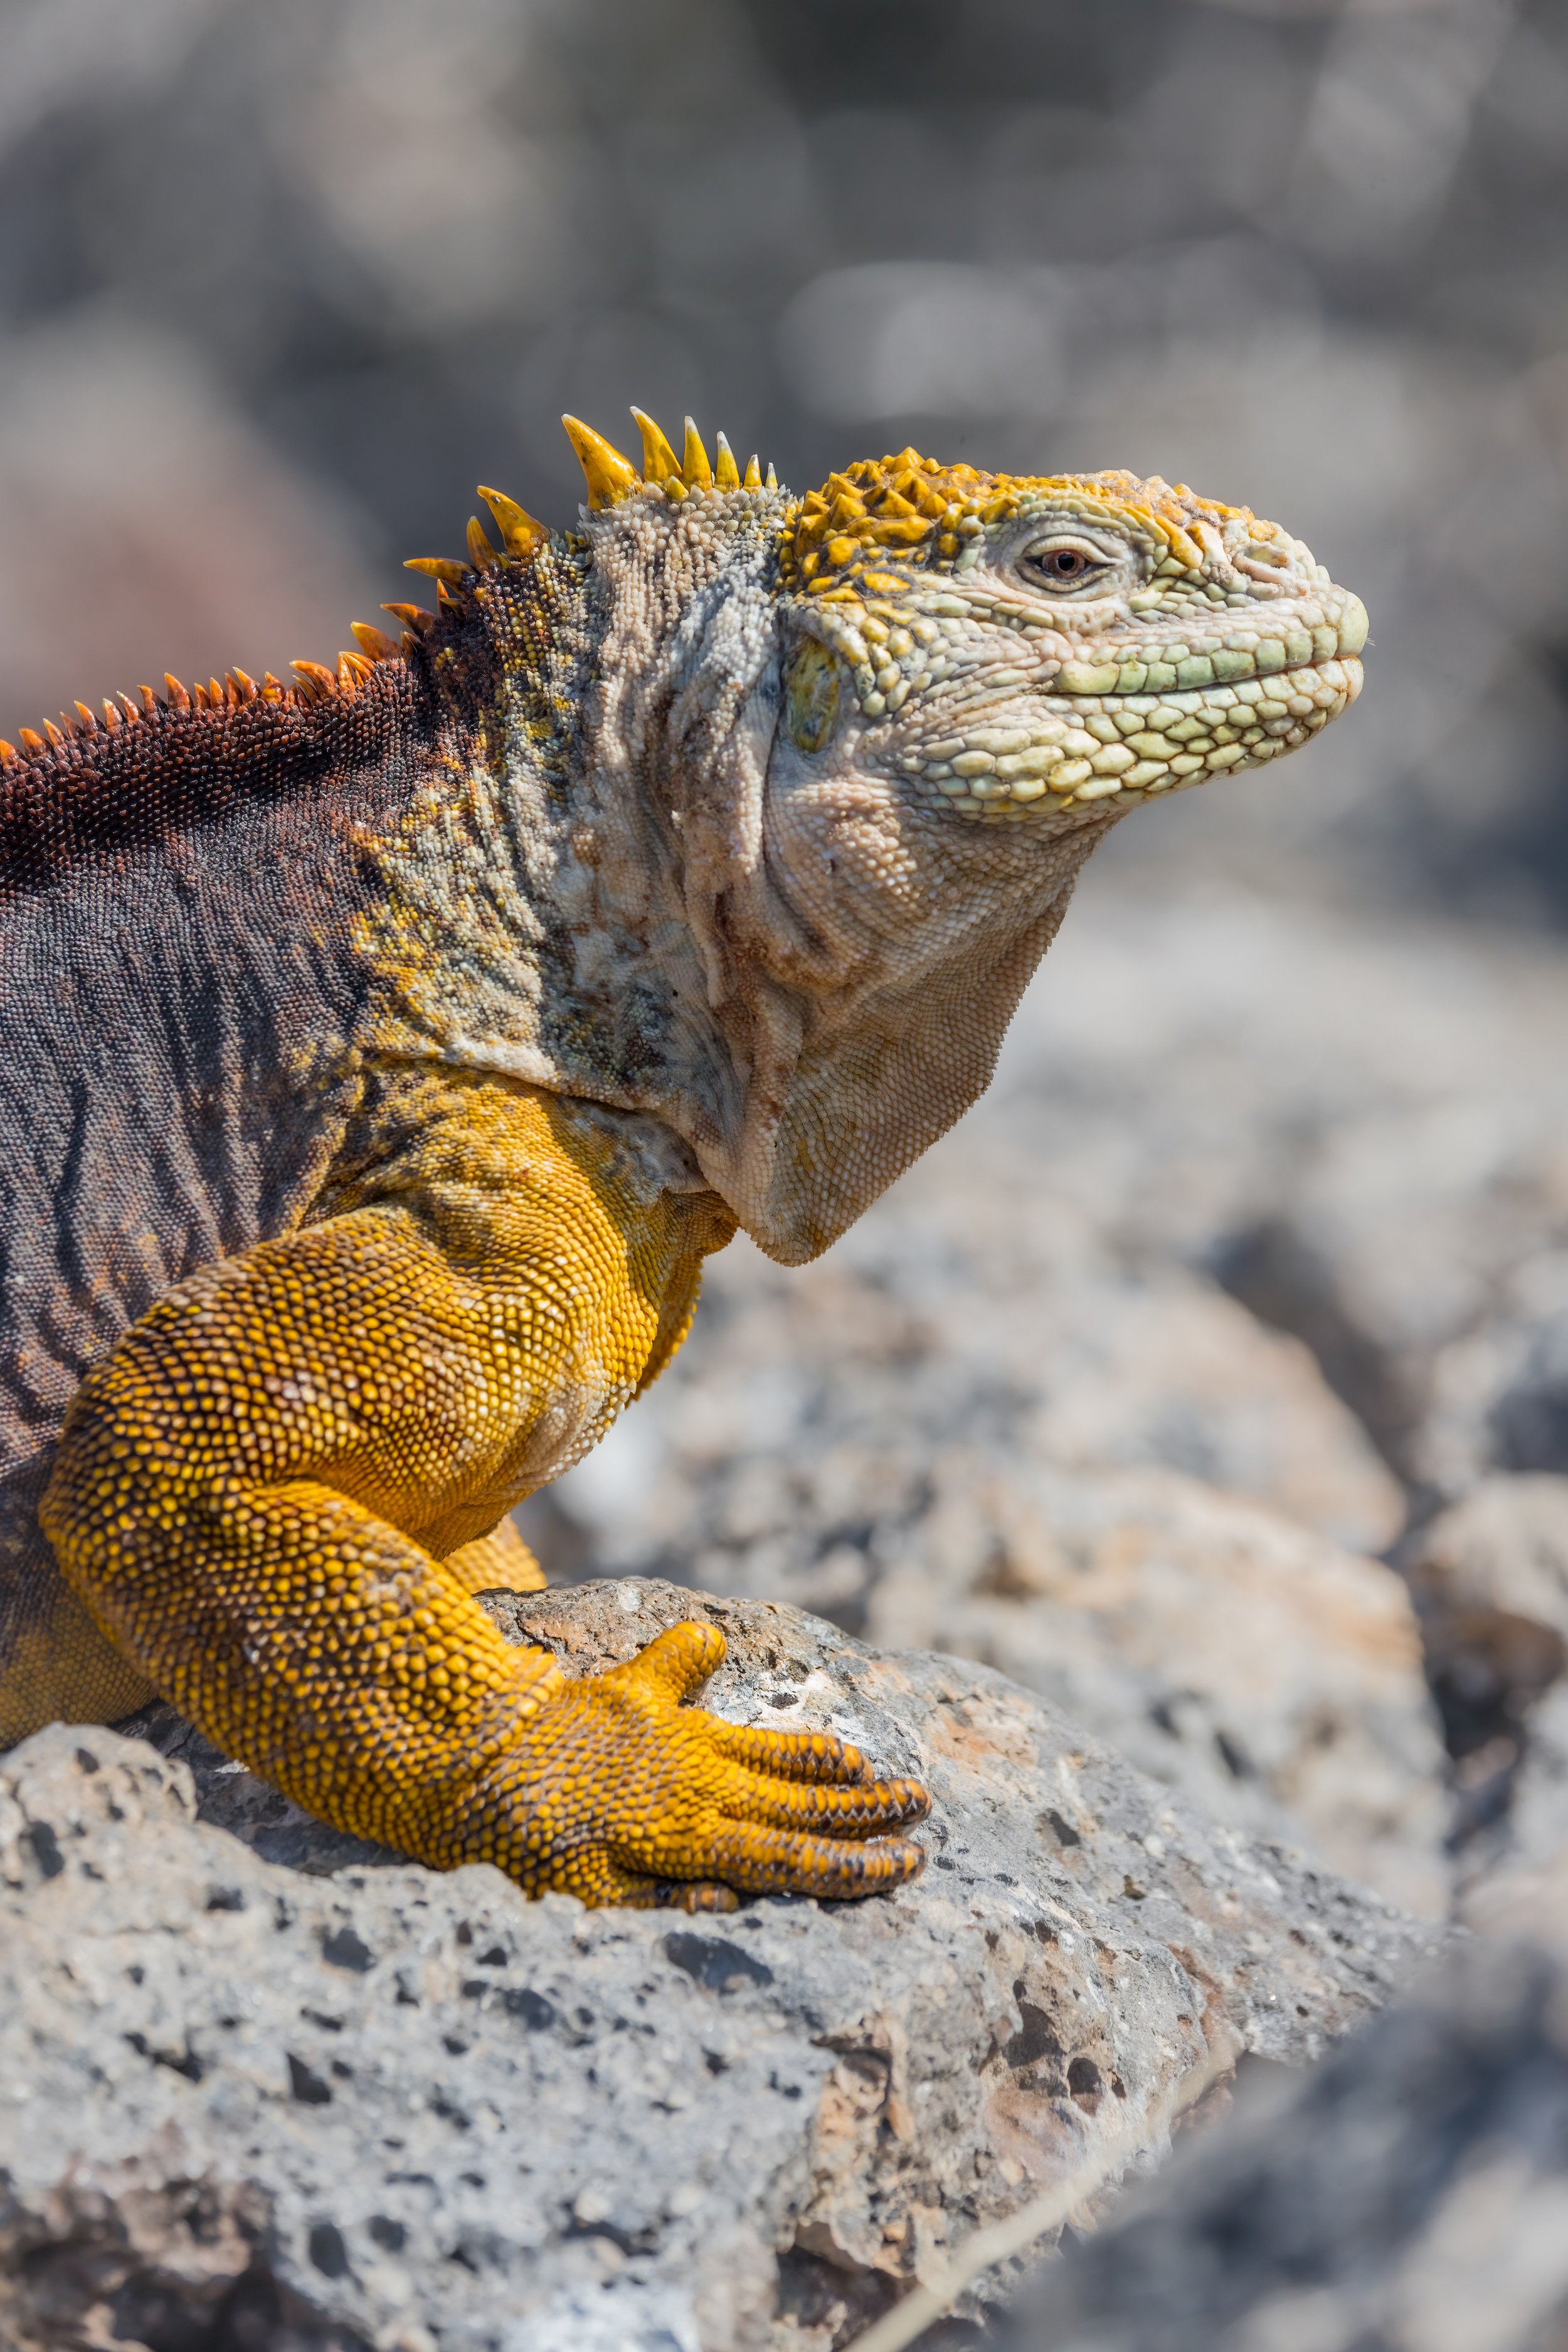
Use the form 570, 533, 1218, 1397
364, 497, 1107, 1263
357, 506, 768, 1170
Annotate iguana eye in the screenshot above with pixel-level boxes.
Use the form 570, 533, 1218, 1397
1023, 542, 1100, 586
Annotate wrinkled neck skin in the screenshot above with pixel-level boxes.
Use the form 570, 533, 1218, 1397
378, 495, 1113, 1265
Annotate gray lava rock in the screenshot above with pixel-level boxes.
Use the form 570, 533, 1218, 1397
543, 1229, 1405, 1613
918, 884, 1568, 1504
0, 1584, 1442, 2352
1393, 1480, 1568, 1894
1406, 1475, 1568, 1652
859, 1463, 1448, 1918
989, 1926, 1568, 2352
1461, 1682, 1568, 1903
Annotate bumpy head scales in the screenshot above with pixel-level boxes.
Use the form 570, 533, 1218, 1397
771, 447, 1368, 822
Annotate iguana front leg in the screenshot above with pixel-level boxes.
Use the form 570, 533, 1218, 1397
38, 1074, 930, 1907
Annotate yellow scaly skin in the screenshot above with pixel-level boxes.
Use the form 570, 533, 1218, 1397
39, 1071, 926, 1907
5, 409, 1366, 1909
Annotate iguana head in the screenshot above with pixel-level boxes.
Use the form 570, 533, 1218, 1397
774, 448, 1365, 819
379, 413, 1367, 1261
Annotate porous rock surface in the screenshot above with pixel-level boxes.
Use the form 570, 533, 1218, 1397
0, 1582, 1441, 2352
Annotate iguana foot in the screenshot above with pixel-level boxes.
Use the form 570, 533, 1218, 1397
459, 1621, 931, 1905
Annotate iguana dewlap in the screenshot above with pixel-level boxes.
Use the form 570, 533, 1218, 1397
0, 411, 1367, 1909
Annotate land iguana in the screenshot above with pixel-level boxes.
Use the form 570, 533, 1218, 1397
0, 410, 1367, 1909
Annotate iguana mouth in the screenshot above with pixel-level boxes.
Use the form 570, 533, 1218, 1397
899, 651, 1364, 818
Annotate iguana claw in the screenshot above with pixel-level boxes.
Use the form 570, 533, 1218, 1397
461, 1622, 931, 1905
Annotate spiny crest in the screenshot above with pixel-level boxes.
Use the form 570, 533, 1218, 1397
397, 481, 551, 621
392, 413, 770, 638
2, 469, 559, 762
0, 635, 415, 771
0, 413, 771, 773
562, 409, 771, 511
778, 450, 1248, 605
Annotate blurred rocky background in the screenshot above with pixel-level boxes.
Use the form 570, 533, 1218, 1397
8, 1, 1568, 2344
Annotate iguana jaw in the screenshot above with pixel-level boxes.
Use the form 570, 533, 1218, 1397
886, 646, 1362, 822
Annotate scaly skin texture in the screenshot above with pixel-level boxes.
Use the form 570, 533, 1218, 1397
41, 1071, 923, 1904
1, 412, 1367, 1907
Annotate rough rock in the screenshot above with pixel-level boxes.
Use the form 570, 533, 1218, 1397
1406, 1473, 1568, 1650
1418, 1255, 1568, 1502
918, 881, 1568, 1502
1393, 1479, 1568, 1895
859, 1464, 1448, 1919
1453, 1680, 1568, 1910
547, 1231, 1405, 1592
990, 1856, 1568, 2352
0, 1584, 1442, 2352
